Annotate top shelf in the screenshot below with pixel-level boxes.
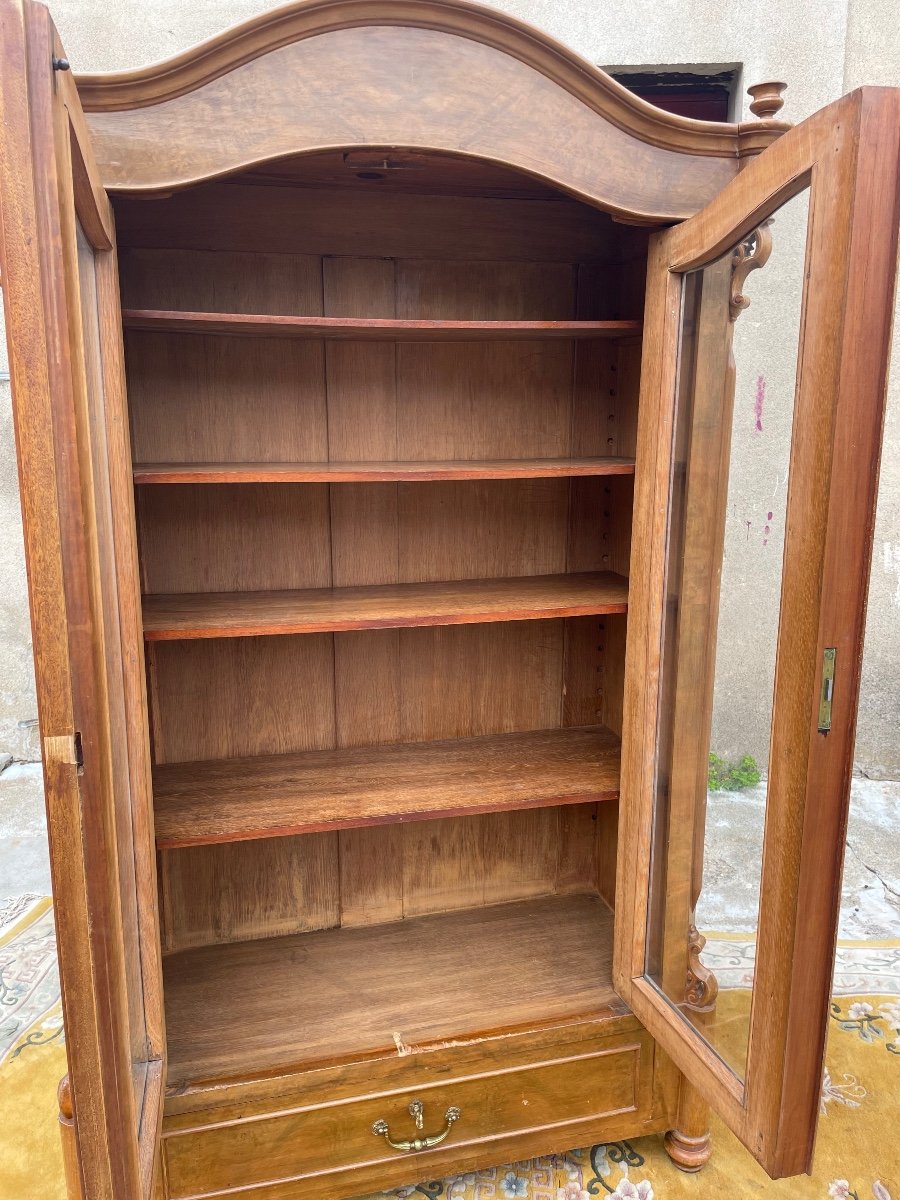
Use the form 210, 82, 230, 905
122, 309, 642, 342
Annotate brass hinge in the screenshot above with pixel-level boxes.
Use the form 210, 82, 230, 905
817, 648, 836, 734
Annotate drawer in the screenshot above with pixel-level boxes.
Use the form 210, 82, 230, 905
164, 1036, 650, 1198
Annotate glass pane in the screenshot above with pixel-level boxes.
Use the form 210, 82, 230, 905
75, 220, 149, 1117
644, 188, 810, 1080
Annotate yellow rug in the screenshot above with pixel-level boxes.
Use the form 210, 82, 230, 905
2, 898, 897, 1200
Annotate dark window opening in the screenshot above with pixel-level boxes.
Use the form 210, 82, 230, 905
608, 68, 740, 122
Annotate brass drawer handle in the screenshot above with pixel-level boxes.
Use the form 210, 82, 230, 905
372, 1099, 461, 1152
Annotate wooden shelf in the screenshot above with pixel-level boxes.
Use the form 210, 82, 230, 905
142, 570, 629, 640
163, 893, 618, 1082
133, 456, 637, 485
153, 724, 620, 848
122, 309, 642, 341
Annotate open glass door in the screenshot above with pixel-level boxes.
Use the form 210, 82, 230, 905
615, 87, 900, 1178
0, 3, 163, 1197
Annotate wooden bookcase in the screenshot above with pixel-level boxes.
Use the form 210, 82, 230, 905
1, 2, 898, 1198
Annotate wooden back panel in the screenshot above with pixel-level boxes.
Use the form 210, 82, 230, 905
118, 175, 644, 952
114, 180, 616, 261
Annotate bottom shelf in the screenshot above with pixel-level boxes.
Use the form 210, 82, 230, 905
164, 893, 618, 1085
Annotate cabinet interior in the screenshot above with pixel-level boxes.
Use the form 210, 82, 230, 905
113, 152, 650, 1085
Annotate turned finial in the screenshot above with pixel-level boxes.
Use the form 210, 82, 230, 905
747, 81, 787, 119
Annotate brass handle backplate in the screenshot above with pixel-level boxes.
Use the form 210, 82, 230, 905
372, 1100, 461, 1152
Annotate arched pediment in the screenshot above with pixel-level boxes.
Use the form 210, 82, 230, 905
78, 0, 788, 220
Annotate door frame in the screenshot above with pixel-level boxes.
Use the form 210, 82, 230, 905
614, 87, 900, 1178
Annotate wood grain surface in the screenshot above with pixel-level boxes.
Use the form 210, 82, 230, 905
0, 5, 162, 1197
127, 205, 634, 956
153, 724, 621, 846
162, 1030, 640, 1197
80, 7, 785, 212
142, 571, 629, 638
133, 457, 636, 484
163, 893, 617, 1082
123, 309, 640, 340
615, 90, 900, 1179
158, 1013, 660, 1200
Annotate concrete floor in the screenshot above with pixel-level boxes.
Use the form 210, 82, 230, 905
0, 764, 52, 899
1, 762, 898, 942
697, 779, 900, 939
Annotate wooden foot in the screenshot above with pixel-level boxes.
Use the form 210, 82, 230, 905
58, 1074, 84, 1200
665, 1076, 711, 1171
664, 1127, 712, 1172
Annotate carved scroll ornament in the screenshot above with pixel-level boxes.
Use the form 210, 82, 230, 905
729, 220, 774, 321
684, 922, 720, 1013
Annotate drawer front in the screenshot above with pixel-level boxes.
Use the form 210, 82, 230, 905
164, 1039, 648, 1197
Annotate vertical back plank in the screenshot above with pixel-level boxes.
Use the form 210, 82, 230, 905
163, 835, 340, 950
324, 257, 405, 927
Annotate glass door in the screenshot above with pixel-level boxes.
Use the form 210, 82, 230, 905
0, 3, 164, 1196
614, 88, 900, 1178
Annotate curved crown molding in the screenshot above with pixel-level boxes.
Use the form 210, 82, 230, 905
76, 0, 787, 160
76, 0, 791, 218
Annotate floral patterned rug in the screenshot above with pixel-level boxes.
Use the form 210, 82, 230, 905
1, 897, 897, 1200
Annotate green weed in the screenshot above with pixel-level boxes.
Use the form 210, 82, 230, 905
708, 752, 762, 792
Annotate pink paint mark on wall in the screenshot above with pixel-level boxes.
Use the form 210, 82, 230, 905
754, 376, 766, 432
763, 510, 773, 547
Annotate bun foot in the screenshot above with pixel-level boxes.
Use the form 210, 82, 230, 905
664, 1127, 711, 1172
